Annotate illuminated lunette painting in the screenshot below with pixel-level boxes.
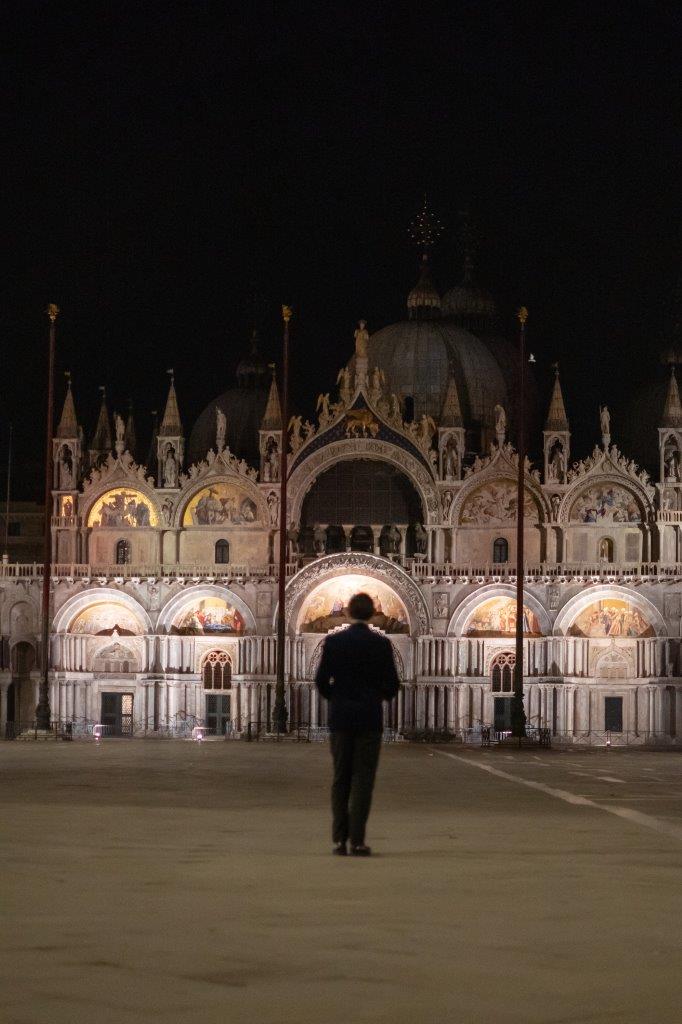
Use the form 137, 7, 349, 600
69, 602, 144, 635
171, 596, 245, 635
464, 597, 543, 637
298, 575, 409, 634
568, 599, 654, 637
183, 484, 259, 526
87, 489, 158, 528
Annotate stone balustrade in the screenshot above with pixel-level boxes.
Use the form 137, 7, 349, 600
4, 558, 682, 583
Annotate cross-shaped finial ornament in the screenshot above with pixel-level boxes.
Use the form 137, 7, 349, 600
47, 303, 59, 322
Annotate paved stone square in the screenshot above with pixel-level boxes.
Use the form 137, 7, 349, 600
1, 740, 681, 1023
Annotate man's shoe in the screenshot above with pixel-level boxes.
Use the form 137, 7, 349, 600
350, 844, 372, 856
332, 841, 347, 856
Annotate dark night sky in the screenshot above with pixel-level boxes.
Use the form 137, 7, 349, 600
2, 1, 681, 498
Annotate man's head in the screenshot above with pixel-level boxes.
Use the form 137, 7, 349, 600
348, 592, 375, 622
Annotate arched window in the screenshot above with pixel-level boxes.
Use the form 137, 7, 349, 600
215, 539, 230, 564
203, 650, 232, 690
115, 539, 131, 565
491, 652, 515, 693
493, 537, 509, 564
598, 537, 614, 563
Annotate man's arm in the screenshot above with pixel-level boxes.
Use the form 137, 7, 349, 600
314, 638, 334, 699
379, 639, 400, 700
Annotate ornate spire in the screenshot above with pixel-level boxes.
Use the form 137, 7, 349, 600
440, 371, 463, 427
662, 365, 682, 427
544, 364, 569, 431
261, 364, 282, 430
90, 386, 112, 452
125, 399, 137, 455
56, 372, 78, 438
159, 369, 183, 437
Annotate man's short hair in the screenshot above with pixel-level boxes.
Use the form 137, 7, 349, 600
348, 592, 375, 621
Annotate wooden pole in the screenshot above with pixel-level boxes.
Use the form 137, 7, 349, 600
512, 306, 528, 739
36, 304, 59, 731
273, 305, 292, 733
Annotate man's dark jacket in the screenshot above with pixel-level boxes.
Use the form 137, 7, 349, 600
314, 622, 400, 732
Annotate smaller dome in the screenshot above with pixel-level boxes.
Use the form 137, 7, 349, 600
235, 329, 268, 386
442, 258, 497, 328
407, 257, 441, 320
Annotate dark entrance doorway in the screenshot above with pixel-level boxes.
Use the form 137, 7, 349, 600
604, 696, 623, 733
494, 697, 513, 732
206, 694, 231, 735
101, 693, 134, 736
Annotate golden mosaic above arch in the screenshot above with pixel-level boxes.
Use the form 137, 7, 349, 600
183, 482, 260, 526
87, 489, 158, 528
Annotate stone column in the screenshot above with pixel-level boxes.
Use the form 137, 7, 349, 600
398, 526, 407, 562
167, 682, 178, 732
0, 680, 9, 739
341, 525, 353, 552
433, 529, 445, 565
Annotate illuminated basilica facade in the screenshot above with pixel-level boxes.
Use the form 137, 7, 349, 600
3, 253, 682, 745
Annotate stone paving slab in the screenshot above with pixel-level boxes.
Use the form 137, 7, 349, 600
1, 741, 680, 1023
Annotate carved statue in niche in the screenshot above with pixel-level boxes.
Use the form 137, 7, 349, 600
547, 440, 565, 483
494, 404, 506, 437
599, 404, 610, 438
665, 444, 680, 482
263, 435, 280, 483
433, 593, 449, 618
313, 523, 327, 556
215, 406, 227, 452
58, 444, 74, 489
354, 319, 369, 359
550, 493, 561, 519
413, 522, 427, 556
441, 489, 454, 519
161, 497, 173, 525
383, 523, 401, 557
266, 490, 279, 527
443, 436, 459, 481
162, 443, 178, 488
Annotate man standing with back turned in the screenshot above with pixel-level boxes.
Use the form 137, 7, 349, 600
315, 592, 400, 856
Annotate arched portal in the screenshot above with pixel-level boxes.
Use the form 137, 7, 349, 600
300, 459, 422, 556
9, 640, 36, 733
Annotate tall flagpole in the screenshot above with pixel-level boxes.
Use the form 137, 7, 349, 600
512, 306, 528, 739
36, 303, 59, 732
3, 422, 12, 557
273, 304, 292, 734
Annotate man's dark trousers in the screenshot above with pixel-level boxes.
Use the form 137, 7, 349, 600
330, 731, 382, 846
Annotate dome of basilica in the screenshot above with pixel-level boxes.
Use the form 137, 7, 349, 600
441, 257, 498, 330
187, 330, 269, 467
367, 318, 507, 430
361, 259, 508, 444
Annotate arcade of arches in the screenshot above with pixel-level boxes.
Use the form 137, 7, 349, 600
300, 460, 423, 556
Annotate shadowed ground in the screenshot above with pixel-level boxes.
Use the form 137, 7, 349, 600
1, 740, 680, 1023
